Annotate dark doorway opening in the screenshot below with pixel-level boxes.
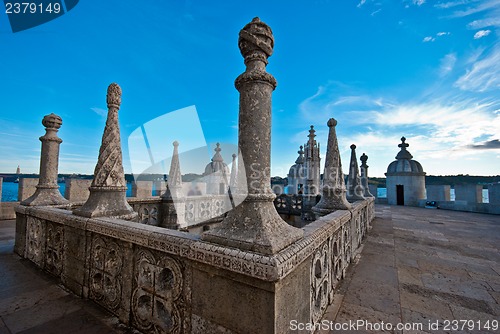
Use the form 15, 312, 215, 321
396, 185, 404, 205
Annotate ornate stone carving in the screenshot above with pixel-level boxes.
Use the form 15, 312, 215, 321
132, 249, 184, 334
21, 113, 69, 206
45, 221, 64, 276
74, 83, 137, 220
139, 205, 159, 225
89, 236, 123, 310
202, 17, 303, 255
347, 144, 365, 201
311, 241, 330, 324
312, 118, 351, 218
26, 216, 45, 265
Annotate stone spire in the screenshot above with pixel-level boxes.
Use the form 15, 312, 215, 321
347, 144, 365, 201
360, 153, 374, 198
229, 153, 238, 193
161, 141, 185, 229
21, 113, 69, 206
304, 125, 321, 195
202, 17, 303, 255
161, 141, 182, 199
312, 118, 351, 218
73, 83, 137, 220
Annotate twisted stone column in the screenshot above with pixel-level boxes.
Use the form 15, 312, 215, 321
73, 83, 137, 220
21, 113, 69, 206
202, 17, 303, 255
312, 118, 351, 218
360, 153, 374, 197
346, 144, 365, 201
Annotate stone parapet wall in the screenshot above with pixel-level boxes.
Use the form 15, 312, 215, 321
14, 197, 374, 333
64, 179, 92, 202
418, 200, 500, 215
18, 178, 39, 202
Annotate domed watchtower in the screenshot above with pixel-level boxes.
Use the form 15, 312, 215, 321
385, 137, 426, 206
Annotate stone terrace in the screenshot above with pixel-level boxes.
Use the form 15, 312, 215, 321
2, 205, 499, 333
322, 205, 500, 334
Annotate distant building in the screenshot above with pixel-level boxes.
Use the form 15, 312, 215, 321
203, 143, 230, 195
385, 137, 426, 206
287, 126, 321, 195
16, 165, 20, 175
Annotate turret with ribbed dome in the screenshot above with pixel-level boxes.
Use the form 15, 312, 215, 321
203, 143, 230, 195
287, 145, 306, 194
385, 137, 426, 206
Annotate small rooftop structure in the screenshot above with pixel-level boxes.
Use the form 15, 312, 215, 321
385, 137, 426, 206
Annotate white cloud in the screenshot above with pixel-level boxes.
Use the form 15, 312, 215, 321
473, 29, 491, 39
423, 36, 435, 42
413, 0, 426, 6
434, 0, 475, 9
455, 45, 500, 92
90, 107, 107, 117
437, 32, 450, 36
467, 17, 500, 29
357, 0, 366, 8
439, 53, 457, 76
371, 8, 382, 16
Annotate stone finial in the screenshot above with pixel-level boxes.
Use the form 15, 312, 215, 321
106, 83, 122, 108
347, 144, 365, 201
396, 136, 413, 160
163, 141, 182, 196
21, 113, 69, 206
73, 83, 136, 220
202, 18, 303, 255
161, 141, 186, 229
308, 125, 316, 142
212, 143, 223, 162
42, 113, 62, 130
238, 17, 274, 64
360, 153, 374, 198
312, 118, 351, 218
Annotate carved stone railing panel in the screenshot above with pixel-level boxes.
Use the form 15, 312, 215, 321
184, 195, 229, 225
45, 221, 64, 276
89, 235, 124, 311
132, 248, 187, 334
15, 197, 375, 334
274, 194, 303, 216
26, 216, 45, 266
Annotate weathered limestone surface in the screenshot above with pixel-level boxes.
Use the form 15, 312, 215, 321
455, 184, 483, 204
131, 181, 153, 198
202, 17, 303, 255
0, 177, 2, 202
426, 185, 451, 202
312, 118, 351, 218
21, 114, 69, 206
64, 179, 92, 202
18, 178, 39, 202
73, 84, 137, 220
346, 144, 365, 202
161, 141, 186, 229
360, 153, 374, 198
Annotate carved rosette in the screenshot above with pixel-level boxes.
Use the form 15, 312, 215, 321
311, 241, 330, 324
45, 222, 64, 276
139, 205, 159, 226
90, 236, 123, 310
26, 216, 45, 266
132, 249, 184, 334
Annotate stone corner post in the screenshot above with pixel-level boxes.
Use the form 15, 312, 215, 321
202, 17, 303, 255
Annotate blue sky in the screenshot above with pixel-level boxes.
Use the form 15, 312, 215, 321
0, 0, 499, 178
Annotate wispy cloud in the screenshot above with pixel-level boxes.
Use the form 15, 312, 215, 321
90, 107, 107, 117
437, 31, 450, 36
371, 8, 382, 16
473, 29, 491, 39
413, 0, 426, 6
423, 32, 450, 42
423, 36, 435, 42
357, 0, 366, 8
439, 53, 457, 76
455, 44, 500, 92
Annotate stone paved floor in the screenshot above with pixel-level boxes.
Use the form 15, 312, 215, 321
0, 220, 138, 334
322, 205, 500, 334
